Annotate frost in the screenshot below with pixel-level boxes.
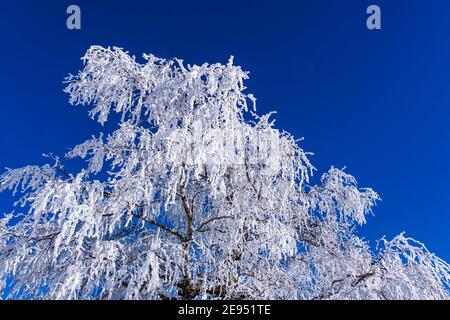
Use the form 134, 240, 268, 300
0, 46, 448, 300
67, 134, 105, 174
0, 165, 56, 195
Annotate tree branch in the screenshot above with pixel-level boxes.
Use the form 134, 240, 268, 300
131, 213, 183, 240
197, 215, 234, 232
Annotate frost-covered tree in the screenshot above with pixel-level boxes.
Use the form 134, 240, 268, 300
1, 46, 449, 300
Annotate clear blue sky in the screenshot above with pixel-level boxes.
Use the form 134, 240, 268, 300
0, 0, 449, 261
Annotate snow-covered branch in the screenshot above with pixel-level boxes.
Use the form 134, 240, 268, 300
0, 46, 448, 300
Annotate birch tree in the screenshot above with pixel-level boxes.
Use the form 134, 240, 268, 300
0, 46, 448, 300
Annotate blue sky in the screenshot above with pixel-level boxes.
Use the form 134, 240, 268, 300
0, 0, 449, 261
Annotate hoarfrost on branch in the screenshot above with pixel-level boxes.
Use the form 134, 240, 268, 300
0, 46, 448, 300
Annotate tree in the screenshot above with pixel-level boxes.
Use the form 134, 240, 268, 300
0, 46, 449, 300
